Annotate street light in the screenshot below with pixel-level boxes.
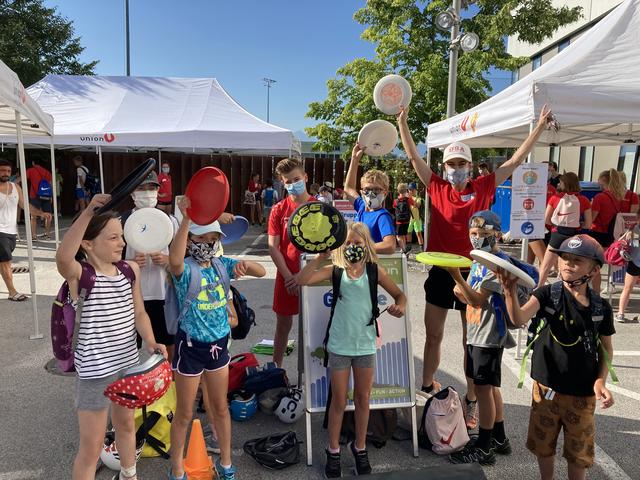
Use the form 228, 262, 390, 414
262, 77, 276, 123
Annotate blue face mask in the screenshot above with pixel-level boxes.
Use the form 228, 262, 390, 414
285, 180, 306, 196
445, 166, 470, 186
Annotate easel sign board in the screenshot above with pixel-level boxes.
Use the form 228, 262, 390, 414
509, 163, 548, 240
333, 199, 358, 224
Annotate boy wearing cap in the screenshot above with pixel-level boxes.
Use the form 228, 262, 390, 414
497, 234, 615, 480
344, 144, 396, 254
397, 105, 553, 429
445, 210, 517, 465
407, 182, 423, 248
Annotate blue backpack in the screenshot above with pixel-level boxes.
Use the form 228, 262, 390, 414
263, 189, 275, 208
37, 177, 53, 200
164, 256, 231, 336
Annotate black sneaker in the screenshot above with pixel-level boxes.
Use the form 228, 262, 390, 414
348, 441, 372, 475
491, 437, 512, 455
449, 443, 496, 466
325, 449, 341, 478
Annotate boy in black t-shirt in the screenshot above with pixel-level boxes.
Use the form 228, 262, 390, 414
497, 234, 615, 480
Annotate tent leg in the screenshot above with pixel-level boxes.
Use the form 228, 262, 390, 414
16, 111, 41, 340
98, 145, 105, 193
50, 138, 59, 247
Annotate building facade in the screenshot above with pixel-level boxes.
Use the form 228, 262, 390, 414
506, 1, 639, 189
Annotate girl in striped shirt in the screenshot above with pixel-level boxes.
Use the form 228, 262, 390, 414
56, 193, 167, 480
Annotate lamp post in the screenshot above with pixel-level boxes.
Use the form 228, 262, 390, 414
262, 77, 276, 123
125, 0, 130, 76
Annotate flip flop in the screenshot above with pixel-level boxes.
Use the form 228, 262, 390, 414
8, 293, 28, 302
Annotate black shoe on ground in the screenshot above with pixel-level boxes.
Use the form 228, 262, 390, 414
348, 441, 372, 475
491, 437, 512, 455
325, 449, 341, 478
449, 443, 496, 466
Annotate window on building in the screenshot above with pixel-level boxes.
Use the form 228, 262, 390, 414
558, 38, 570, 52
617, 145, 639, 189
511, 69, 519, 85
532, 54, 542, 71
549, 146, 561, 169
578, 146, 594, 181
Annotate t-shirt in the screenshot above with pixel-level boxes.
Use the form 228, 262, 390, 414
354, 197, 395, 243
409, 195, 422, 220
25, 165, 52, 199
393, 196, 414, 225
262, 188, 278, 208
591, 191, 626, 233
328, 269, 375, 356
466, 261, 517, 349
623, 189, 639, 212
427, 173, 496, 257
248, 180, 259, 193
531, 284, 615, 396
157, 173, 172, 203
171, 258, 238, 343
546, 184, 557, 201
547, 192, 591, 231
76, 166, 88, 189
268, 195, 311, 273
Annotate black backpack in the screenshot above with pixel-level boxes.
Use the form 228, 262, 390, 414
395, 197, 411, 223
243, 431, 301, 470
83, 167, 101, 195
340, 409, 398, 449
230, 285, 256, 340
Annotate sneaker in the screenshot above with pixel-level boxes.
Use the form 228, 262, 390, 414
402, 245, 412, 254
167, 470, 187, 480
449, 443, 496, 466
215, 459, 236, 480
203, 423, 221, 454
491, 437, 512, 455
348, 441, 372, 475
463, 396, 478, 430
324, 449, 341, 478
615, 313, 628, 323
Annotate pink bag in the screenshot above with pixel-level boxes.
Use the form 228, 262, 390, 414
418, 387, 469, 454
604, 239, 630, 266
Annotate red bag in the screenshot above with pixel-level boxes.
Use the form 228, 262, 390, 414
228, 353, 259, 392
604, 239, 630, 266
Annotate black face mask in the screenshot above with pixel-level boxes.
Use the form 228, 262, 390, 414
560, 268, 596, 288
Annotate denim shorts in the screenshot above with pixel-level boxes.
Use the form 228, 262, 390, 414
328, 352, 376, 371
75, 373, 120, 411
172, 329, 230, 376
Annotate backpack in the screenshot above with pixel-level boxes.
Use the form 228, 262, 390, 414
37, 177, 53, 200
82, 166, 101, 195
230, 285, 256, 340
243, 431, 301, 470
163, 256, 230, 336
604, 192, 623, 244
51, 261, 135, 373
322, 263, 380, 367
551, 193, 581, 228
418, 386, 469, 454
395, 197, 411, 223
519, 281, 618, 388
340, 409, 398, 449
133, 383, 175, 458
244, 363, 289, 396
228, 353, 260, 392
263, 189, 275, 208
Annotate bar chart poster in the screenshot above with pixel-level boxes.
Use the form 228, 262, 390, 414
301, 254, 415, 413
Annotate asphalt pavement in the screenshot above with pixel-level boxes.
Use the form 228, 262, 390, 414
0, 220, 638, 480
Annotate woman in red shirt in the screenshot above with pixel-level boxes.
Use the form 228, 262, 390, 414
537, 172, 592, 287
247, 173, 263, 226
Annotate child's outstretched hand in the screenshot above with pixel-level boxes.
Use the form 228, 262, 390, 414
218, 212, 235, 224
87, 193, 111, 213
177, 196, 191, 220
594, 379, 614, 409
387, 303, 405, 318
234, 260, 248, 279
496, 267, 518, 290
316, 251, 332, 261
351, 143, 365, 163
397, 105, 409, 125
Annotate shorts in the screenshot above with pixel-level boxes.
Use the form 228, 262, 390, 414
172, 329, 230, 376
0, 232, 17, 262
328, 352, 376, 371
75, 188, 86, 199
549, 228, 579, 250
465, 345, 503, 387
526, 381, 596, 468
273, 271, 300, 316
588, 230, 614, 249
396, 223, 409, 236
424, 266, 469, 311
75, 373, 120, 411
627, 262, 640, 276
138, 300, 174, 347
29, 197, 52, 213
408, 218, 423, 234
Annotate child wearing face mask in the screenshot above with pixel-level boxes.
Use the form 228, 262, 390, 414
167, 196, 266, 480
344, 144, 396, 254
445, 210, 521, 466
157, 162, 173, 214
297, 222, 406, 478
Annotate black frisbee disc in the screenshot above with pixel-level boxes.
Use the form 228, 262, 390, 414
95, 158, 157, 214
286, 201, 347, 253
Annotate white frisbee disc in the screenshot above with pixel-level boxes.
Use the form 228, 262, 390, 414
373, 74, 412, 115
357, 120, 398, 157
124, 208, 173, 254
470, 249, 536, 289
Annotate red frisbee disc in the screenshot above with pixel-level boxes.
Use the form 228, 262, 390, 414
185, 167, 230, 225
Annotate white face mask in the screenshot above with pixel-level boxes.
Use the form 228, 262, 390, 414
162, 167, 170, 174
132, 190, 158, 209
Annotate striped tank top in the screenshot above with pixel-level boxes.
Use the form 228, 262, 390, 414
74, 269, 139, 379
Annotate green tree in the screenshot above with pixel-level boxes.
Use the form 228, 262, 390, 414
0, 0, 97, 87
306, 0, 581, 159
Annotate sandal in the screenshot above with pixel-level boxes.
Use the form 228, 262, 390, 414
8, 293, 28, 302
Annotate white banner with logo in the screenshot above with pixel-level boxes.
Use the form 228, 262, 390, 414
509, 163, 548, 240
333, 199, 357, 224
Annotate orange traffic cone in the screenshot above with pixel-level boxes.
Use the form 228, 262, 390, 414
184, 419, 214, 479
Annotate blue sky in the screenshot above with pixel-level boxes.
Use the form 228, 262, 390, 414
45, 0, 511, 138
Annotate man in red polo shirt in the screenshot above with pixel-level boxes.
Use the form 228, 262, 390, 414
398, 105, 552, 429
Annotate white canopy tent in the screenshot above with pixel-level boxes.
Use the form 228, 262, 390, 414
0, 59, 56, 340
427, 0, 640, 149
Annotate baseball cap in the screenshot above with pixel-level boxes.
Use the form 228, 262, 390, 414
469, 210, 501, 232
408, 182, 417, 190
443, 142, 472, 163
140, 168, 160, 187
550, 234, 604, 266
189, 220, 226, 237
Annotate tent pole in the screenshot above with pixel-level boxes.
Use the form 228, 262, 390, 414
16, 111, 42, 340
50, 137, 59, 247
98, 145, 105, 193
